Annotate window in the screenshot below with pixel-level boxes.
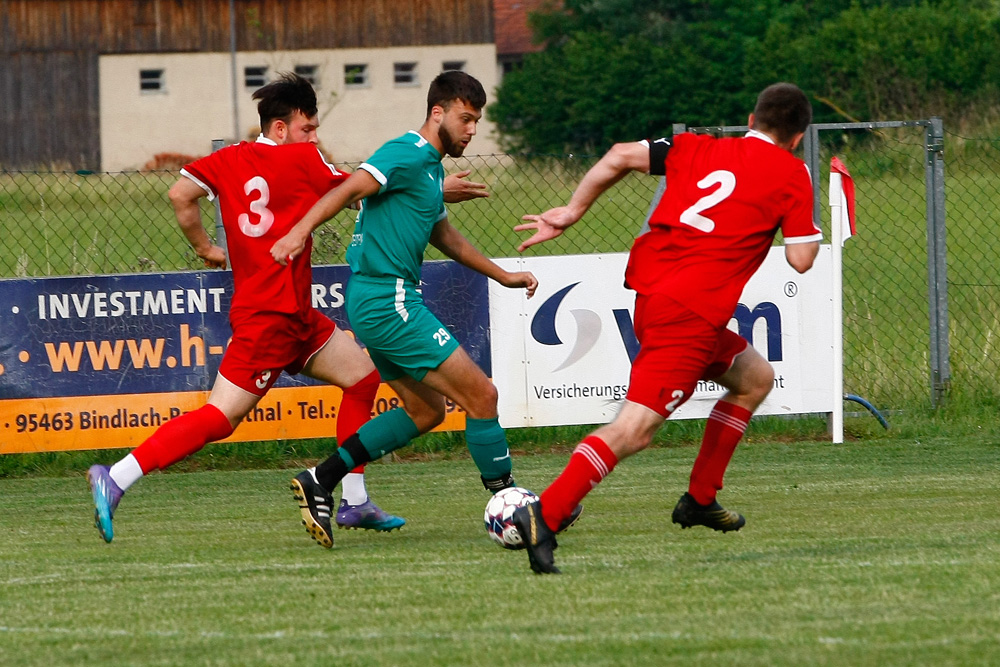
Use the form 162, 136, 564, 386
295, 64, 319, 87
393, 62, 418, 87
442, 60, 466, 72
139, 69, 164, 92
344, 63, 368, 88
244, 66, 269, 89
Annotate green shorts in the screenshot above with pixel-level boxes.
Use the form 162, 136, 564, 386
346, 274, 461, 381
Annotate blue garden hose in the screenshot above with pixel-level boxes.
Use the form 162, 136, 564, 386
844, 394, 890, 430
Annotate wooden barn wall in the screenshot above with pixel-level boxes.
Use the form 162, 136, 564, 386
0, 0, 494, 169
0, 49, 99, 168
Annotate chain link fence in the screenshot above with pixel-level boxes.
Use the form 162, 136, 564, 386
2, 131, 998, 412
811, 123, 1000, 410
812, 126, 940, 411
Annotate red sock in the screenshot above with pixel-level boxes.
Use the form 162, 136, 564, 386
540, 436, 618, 532
131, 404, 234, 473
338, 370, 380, 474
688, 401, 752, 505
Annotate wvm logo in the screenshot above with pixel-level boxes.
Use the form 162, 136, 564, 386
530, 283, 785, 370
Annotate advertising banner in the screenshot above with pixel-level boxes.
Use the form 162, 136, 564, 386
2, 249, 835, 453
0, 261, 488, 453
489, 248, 834, 428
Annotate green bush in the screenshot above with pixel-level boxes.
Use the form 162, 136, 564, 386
491, 1, 1000, 153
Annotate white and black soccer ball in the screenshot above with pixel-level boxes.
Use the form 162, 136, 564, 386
484, 486, 538, 550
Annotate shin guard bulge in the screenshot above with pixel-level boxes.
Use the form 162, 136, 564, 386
540, 436, 618, 532
688, 401, 752, 505
338, 370, 380, 474
131, 404, 234, 473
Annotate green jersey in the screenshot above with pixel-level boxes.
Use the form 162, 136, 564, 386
346, 131, 447, 284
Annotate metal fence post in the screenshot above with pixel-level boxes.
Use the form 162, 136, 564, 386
925, 117, 951, 407
805, 124, 822, 232
210, 139, 228, 255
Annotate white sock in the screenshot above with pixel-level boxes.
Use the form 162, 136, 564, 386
109, 454, 144, 492
340, 472, 368, 505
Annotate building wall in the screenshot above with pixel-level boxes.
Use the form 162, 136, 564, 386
100, 44, 500, 170
1, 0, 496, 169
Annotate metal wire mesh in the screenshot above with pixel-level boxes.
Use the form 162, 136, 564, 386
2, 133, 996, 411
816, 130, 933, 410
939, 132, 1000, 403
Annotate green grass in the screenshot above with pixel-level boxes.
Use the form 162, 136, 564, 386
0, 412, 834, 479
2, 436, 1000, 666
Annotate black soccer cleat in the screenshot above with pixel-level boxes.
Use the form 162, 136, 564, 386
290, 470, 334, 548
557, 504, 584, 533
671, 492, 745, 533
511, 501, 560, 574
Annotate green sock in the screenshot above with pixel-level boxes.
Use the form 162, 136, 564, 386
356, 408, 421, 459
465, 417, 512, 480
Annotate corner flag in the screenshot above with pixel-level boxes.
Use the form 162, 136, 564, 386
830, 156, 856, 245
829, 155, 857, 444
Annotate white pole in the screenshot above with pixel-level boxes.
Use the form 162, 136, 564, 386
829, 170, 844, 443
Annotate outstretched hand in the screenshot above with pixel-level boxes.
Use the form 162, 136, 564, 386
515, 206, 578, 252
443, 170, 489, 203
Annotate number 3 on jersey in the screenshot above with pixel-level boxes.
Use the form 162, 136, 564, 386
679, 170, 736, 233
238, 176, 275, 237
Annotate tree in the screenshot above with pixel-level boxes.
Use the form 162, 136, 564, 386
489, 0, 1000, 153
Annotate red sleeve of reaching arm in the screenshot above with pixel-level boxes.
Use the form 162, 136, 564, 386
780, 162, 823, 244
179, 151, 224, 200
305, 145, 349, 195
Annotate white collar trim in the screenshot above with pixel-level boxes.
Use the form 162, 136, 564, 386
256, 134, 278, 146
744, 129, 775, 145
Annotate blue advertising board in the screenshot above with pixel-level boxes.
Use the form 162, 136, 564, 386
0, 261, 488, 452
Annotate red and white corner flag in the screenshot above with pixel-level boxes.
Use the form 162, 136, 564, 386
829, 155, 856, 444
830, 156, 856, 245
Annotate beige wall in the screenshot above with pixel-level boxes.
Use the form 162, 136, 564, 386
99, 44, 500, 171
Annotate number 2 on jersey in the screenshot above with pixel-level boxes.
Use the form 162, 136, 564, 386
238, 176, 275, 237
679, 170, 736, 233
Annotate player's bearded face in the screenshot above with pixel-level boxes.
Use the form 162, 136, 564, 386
437, 100, 481, 158
284, 112, 320, 145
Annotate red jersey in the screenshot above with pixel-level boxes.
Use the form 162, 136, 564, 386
626, 131, 821, 328
181, 139, 347, 318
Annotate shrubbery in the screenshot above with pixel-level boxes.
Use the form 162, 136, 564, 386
490, 0, 1000, 153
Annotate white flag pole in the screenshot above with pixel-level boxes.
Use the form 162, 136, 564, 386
829, 170, 845, 443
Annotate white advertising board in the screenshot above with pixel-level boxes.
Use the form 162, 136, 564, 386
490, 247, 833, 428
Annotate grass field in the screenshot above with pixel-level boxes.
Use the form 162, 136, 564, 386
2, 436, 999, 666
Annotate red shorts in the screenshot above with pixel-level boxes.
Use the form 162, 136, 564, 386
626, 293, 749, 417
218, 308, 336, 396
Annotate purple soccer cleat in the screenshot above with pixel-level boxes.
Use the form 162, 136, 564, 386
335, 499, 406, 532
87, 464, 124, 543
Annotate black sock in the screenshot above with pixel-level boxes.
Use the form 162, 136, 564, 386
315, 434, 372, 491
481, 471, 515, 494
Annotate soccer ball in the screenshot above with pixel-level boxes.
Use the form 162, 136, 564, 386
484, 486, 538, 550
